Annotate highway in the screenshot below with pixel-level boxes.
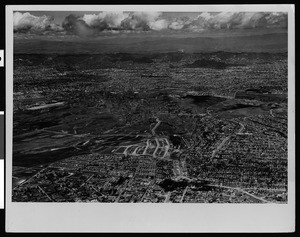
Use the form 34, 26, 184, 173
211, 120, 245, 159
211, 136, 231, 159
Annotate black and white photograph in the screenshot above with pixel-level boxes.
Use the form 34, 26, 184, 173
5, 4, 295, 232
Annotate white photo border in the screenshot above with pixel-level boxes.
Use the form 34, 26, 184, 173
6, 4, 295, 232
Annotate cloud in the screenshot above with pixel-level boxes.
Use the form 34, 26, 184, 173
168, 22, 183, 30
149, 19, 169, 30
62, 14, 94, 36
62, 11, 169, 35
13, 12, 63, 33
82, 12, 129, 30
120, 12, 163, 31
14, 11, 287, 36
188, 12, 287, 31
168, 17, 192, 30
265, 12, 288, 28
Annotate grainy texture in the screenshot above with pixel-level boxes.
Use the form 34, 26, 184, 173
12, 11, 288, 203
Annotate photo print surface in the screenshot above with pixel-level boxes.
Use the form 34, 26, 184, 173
12, 10, 288, 203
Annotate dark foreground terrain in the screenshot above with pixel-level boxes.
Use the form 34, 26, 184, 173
12, 52, 287, 203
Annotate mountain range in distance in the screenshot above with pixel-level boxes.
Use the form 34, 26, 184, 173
14, 28, 287, 54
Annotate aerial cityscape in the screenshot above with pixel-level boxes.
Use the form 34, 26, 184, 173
12, 11, 288, 203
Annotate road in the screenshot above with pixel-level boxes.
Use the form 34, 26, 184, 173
180, 186, 188, 203
118, 137, 170, 159
211, 121, 245, 159
151, 117, 161, 136
211, 136, 231, 159
164, 192, 171, 203
208, 184, 270, 203
13, 167, 48, 190
114, 179, 133, 203
37, 185, 56, 202
80, 174, 94, 187
113, 116, 172, 159
238, 121, 245, 133
243, 187, 286, 192
140, 180, 154, 202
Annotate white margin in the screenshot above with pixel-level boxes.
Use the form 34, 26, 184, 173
0, 160, 3, 209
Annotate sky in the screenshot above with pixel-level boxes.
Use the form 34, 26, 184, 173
13, 11, 287, 37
